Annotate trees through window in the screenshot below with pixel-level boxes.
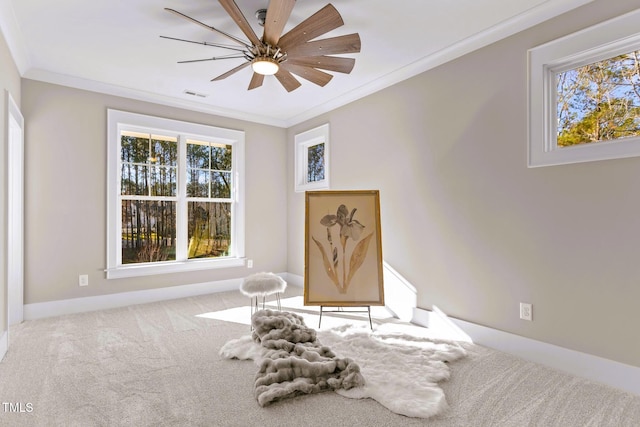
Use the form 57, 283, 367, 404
528, 9, 640, 167
557, 50, 640, 147
295, 123, 329, 192
120, 132, 178, 264
107, 110, 245, 278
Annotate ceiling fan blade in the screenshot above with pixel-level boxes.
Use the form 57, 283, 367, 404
286, 33, 361, 57
278, 4, 343, 50
263, 0, 296, 46
274, 69, 302, 92
164, 8, 249, 48
178, 55, 246, 64
211, 61, 251, 81
218, 0, 263, 48
160, 36, 247, 53
285, 56, 355, 74
280, 63, 333, 87
248, 73, 265, 90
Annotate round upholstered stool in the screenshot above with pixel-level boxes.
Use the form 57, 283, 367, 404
240, 272, 287, 316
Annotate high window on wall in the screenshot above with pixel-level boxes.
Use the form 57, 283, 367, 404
528, 9, 640, 167
107, 110, 245, 279
295, 123, 330, 192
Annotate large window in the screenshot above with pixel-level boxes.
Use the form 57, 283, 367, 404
107, 110, 245, 278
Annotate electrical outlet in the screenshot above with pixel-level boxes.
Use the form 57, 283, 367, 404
247, 259, 253, 268
520, 302, 532, 321
79, 274, 89, 287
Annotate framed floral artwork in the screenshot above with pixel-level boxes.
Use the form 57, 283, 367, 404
304, 190, 384, 307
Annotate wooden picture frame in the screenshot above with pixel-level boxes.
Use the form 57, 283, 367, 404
304, 190, 384, 307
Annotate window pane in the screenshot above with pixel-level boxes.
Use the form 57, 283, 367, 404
556, 50, 640, 147
151, 136, 177, 166
307, 143, 325, 183
211, 171, 231, 198
187, 202, 231, 259
187, 169, 209, 197
211, 144, 232, 171
121, 163, 149, 195
150, 166, 177, 197
121, 200, 176, 264
187, 142, 209, 169
121, 134, 149, 164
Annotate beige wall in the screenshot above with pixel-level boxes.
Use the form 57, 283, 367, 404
288, 0, 640, 368
1, 28, 22, 340
21, 80, 287, 304
9, 0, 640, 369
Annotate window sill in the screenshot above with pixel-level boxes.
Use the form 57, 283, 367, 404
106, 257, 247, 279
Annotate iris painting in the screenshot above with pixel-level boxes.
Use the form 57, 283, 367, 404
304, 190, 384, 306
312, 204, 374, 293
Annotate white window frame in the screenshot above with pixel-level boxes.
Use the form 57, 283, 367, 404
528, 8, 640, 168
107, 109, 245, 279
295, 123, 330, 192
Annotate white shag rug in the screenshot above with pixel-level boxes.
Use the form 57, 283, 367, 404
220, 322, 467, 418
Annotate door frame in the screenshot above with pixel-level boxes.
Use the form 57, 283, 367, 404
6, 91, 24, 331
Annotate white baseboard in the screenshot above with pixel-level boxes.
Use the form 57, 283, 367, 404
412, 307, 640, 396
282, 272, 304, 288
24, 275, 276, 320
0, 330, 7, 362
24, 272, 298, 321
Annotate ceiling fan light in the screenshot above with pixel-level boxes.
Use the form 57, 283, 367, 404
252, 57, 279, 75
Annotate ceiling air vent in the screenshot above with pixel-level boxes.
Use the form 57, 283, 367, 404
183, 90, 208, 98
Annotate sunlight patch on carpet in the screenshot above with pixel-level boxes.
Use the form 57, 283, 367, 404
195, 296, 393, 330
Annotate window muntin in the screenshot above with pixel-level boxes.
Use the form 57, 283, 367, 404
186, 139, 232, 199
120, 132, 178, 197
107, 110, 245, 278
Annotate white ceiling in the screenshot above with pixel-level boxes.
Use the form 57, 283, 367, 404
0, 0, 592, 127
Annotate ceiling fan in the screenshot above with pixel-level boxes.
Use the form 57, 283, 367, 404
161, 0, 361, 92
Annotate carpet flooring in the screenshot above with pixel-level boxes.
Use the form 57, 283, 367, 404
0, 286, 639, 426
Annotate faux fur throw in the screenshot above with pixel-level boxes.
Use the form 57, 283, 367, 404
220, 313, 467, 418
318, 323, 467, 418
222, 310, 365, 407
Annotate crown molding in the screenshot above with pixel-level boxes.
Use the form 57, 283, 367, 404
6, 0, 593, 128
22, 68, 289, 127
282, 0, 595, 127
0, 0, 31, 73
